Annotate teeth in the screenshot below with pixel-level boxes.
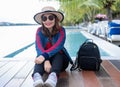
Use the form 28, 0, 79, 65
46, 23, 51, 26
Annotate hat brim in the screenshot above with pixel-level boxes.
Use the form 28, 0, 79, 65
34, 11, 64, 24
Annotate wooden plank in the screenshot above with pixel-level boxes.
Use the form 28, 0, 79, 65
102, 60, 120, 87
5, 79, 24, 87
99, 77, 117, 87
96, 65, 117, 87
109, 60, 120, 70
0, 59, 120, 87
82, 71, 101, 87
0, 61, 8, 68
0, 62, 17, 77
5, 61, 34, 87
57, 71, 69, 87
95, 66, 110, 77
65, 64, 84, 87
68, 71, 84, 87
0, 61, 26, 87
14, 61, 34, 78
21, 70, 33, 87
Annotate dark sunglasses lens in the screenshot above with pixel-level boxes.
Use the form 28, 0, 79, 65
41, 16, 47, 21
49, 15, 54, 21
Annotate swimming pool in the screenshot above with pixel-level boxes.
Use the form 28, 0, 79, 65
65, 29, 109, 57
3, 28, 109, 58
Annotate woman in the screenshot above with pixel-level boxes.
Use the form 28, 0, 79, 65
32, 6, 73, 87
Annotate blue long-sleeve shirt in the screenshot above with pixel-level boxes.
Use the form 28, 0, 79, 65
35, 27, 73, 64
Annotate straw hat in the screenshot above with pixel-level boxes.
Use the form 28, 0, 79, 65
34, 6, 64, 24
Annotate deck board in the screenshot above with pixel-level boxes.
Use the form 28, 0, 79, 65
99, 77, 117, 87
0, 62, 17, 77
68, 71, 84, 87
82, 71, 101, 87
5, 61, 34, 87
57, 71, 69, 87
109, 60, 120, 70
102, 60, 120, 87
5, 79, 24, 87
21, 71, 33, 87
95, 66, 117, 87
0, 61, 26, 87
0, 61, 8, 68
0, 58, 120, 87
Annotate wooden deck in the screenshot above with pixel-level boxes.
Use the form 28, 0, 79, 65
0, 58, 120, 87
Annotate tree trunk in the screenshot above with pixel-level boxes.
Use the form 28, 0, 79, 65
107, 7, 112, 22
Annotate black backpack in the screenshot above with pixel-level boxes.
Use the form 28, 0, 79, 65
70, 39, 102, 71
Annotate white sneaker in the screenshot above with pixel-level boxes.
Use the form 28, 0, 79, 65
33, 73, 44, 87
44, 72, 57, 87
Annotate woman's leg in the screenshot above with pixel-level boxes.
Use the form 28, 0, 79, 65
32, 63, 45, 87
32, 62, 45, 77
44, 53, 69, 87
50, 52, 69, 75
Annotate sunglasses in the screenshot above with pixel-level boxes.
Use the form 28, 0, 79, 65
41, 15, 55, 22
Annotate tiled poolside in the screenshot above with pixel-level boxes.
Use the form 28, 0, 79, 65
81, 30, 120, 60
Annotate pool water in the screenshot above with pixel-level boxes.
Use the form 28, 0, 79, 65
3, 29, 109, 58
65, 29, 109, 57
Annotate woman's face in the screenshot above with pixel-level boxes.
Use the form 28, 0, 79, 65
41, 13, 55, 29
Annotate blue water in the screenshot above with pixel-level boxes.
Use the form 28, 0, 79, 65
65, 30, 109, 57
4, 42, 35, 58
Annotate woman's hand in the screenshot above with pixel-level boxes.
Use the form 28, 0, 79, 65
44, 60, 51, 73
35, 55, 45, 64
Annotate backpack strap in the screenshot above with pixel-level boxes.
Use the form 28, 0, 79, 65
84, 39, 93, 43
70, 57, 78, 71
70, 56, 81, 71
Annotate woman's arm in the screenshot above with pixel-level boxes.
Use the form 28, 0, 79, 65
45, 27, 66, 58
35, 27, 45, 57
35, 27, 66, 60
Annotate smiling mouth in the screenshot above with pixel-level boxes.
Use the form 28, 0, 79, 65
45, 23, 52, 26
